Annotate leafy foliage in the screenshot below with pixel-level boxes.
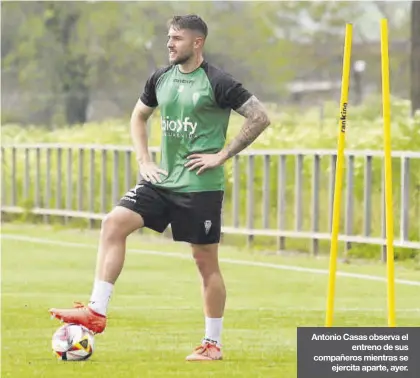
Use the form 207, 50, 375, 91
1, 1, 412, 124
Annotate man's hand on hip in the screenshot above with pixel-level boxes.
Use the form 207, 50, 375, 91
185, 151, 228, 175
139, 161, 168, 183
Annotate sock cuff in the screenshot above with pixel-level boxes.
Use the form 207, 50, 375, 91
95, 279, 114, 289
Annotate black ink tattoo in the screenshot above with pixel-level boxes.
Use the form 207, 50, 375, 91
224, 96, 270, 158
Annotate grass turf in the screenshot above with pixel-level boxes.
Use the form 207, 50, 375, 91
1, 223, 419, 378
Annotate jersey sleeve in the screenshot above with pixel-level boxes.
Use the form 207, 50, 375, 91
139, 71, 159, 107
139, 66, 170, 107
213, 73, 253, 110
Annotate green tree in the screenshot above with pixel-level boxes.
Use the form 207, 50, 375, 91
1, 1, 412, 125
1, 2, 175, 126
411, 1, 420, 115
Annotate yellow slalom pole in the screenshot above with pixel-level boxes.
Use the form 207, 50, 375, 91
380, 18, 396, 328
325, 23, 353, 328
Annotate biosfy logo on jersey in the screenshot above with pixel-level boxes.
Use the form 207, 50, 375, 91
161, 116, 197, 138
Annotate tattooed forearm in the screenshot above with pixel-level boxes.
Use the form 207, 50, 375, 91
222, 96, 270, 159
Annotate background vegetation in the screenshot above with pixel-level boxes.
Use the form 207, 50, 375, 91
2, 1, 419, 125
3, 96, 419, 263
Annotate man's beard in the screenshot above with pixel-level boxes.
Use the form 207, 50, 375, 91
170, 53, 192, 66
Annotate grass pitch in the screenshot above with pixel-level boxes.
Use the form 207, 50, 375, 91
1, 224, 419, 378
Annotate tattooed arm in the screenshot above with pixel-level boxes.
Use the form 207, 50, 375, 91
220, 95, 271, 160
185, 95, 271, 175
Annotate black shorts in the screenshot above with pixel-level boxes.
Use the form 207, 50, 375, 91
117, 181, 224, 245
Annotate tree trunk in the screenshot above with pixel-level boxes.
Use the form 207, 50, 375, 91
411, 1, 420, 116
45, 4, 90, 125
63, 56, 90, 125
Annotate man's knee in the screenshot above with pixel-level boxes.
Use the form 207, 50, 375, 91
192, 244, 219, 273
101, 207, 144, 241
101, 214, 122, 241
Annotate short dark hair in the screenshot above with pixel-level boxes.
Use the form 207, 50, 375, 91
167, 15, 208, 38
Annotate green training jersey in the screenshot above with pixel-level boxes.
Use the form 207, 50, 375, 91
139, 60, 253, 193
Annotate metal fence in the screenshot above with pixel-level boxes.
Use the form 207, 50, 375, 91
1, 143, 420, 258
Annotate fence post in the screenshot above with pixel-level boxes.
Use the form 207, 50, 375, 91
400, 157, 410, 242
89, 148, 95, 229
277, 155, 287, 251
246, 155, 255, 248
263, 154, 270, 229
295, 154, 303, 232
44, 148, 51, 223
311, 154, 320, 255
363, 155, 373, 237
232, 155, 240, 228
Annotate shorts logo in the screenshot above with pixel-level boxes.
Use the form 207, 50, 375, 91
126, 184, 143, 195
122, 184, 143, 203
204, 220, 212, 235
121, 196, 136, 203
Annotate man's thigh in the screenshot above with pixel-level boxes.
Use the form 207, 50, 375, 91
116, 181, 171, 233
169, 191, 224, 245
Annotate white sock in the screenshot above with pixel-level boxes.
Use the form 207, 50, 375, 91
88, 280, 114, 316
204, 317, 223, 346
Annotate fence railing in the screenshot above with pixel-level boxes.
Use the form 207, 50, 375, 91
1, 143, 420, 259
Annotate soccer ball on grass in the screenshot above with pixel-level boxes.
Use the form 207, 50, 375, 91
52, 324, 95, 361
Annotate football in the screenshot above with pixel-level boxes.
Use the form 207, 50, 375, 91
52, 324, 95, 361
